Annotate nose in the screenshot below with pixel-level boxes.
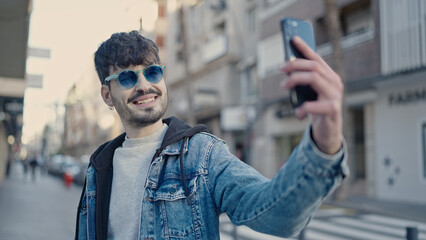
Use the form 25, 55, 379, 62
134, 72, 151, 91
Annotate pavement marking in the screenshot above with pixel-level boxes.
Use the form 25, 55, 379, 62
313, 208, 349, 217
307, 219, 402, 240
327, 216, 408, 238
360, 214, 426, 232
219, 210, 426, 240
302, 228, 343, 240
236, 225, 296, 240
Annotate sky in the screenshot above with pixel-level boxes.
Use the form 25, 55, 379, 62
23, 0, 159, 141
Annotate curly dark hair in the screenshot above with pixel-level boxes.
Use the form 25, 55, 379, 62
94, 30, 161, 84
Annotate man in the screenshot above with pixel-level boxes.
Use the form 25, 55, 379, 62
75, 30, 348, 240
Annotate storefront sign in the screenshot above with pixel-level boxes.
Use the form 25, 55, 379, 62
388, 88, 426, 106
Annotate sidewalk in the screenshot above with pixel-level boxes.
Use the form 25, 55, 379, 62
324, 195, 426, 223
0, 162, 82, 240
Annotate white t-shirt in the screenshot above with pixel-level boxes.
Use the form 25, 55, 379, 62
107, 124, 168, 240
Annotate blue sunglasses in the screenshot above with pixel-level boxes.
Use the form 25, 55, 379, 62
104, 65, 166, 89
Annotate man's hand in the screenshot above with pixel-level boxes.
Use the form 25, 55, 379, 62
281, 36, 343, 155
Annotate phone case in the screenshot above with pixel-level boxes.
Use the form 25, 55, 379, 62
281, 17, 318, 108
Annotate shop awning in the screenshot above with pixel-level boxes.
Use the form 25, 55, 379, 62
0, 0, 32, 97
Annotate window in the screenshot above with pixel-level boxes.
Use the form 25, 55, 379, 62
257, 33, 284, 78
190, 6, 200, 36
341, 0, 373, 36
275, 134, 302, 170
241, 65, 258, 102
210, 0, 226, 11
315, 0, 375, 56
315, 0, 372, 44
214, 21, 226, 35
352, 107, 366, 179
176, 50, 184, 61
246, 7, 256, 33
314, 17, 330, 46
156, 36, 164, 48
158, 4, 166, 17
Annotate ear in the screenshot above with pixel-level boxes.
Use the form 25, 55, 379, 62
101, 85, 113, 107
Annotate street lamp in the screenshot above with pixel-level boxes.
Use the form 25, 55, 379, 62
7, 135, 15, 145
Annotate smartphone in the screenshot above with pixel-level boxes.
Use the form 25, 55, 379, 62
281, 17, 318, 108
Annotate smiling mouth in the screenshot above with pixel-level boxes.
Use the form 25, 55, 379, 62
133, 96, 157, 105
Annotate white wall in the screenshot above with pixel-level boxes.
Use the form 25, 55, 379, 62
375, 78, 426, 204
365, 103, 377, 197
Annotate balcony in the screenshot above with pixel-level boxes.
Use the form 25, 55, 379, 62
201, 34, 228, 64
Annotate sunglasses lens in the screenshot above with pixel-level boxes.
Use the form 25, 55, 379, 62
118, 70, 138, 89
144, 66, 163, 83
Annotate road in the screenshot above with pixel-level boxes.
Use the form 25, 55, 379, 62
219, 208, 426, 240
0, 163, 82, 240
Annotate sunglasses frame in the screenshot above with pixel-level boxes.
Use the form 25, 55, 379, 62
104, 64, 166, 89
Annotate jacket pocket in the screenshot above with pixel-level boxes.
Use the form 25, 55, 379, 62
147, 176, 202, 239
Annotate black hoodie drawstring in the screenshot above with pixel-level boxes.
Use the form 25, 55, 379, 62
179, 137, 190, 197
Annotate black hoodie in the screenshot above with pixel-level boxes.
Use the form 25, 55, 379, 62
75, 117, 208, 240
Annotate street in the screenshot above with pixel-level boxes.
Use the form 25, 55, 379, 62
1, 162, 426, 240
0, 163, 81, 240
220, 208, 426, 240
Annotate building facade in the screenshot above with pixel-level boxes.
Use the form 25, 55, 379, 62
369, 0, 426, 204
165, 0, 261, 159
257, 0, 426, 204
0, 0, 32, 183
164, 0, 426, 205
62, 67, 122, 158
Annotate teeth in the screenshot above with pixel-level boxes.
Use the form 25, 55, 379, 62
136, 98, 155, 104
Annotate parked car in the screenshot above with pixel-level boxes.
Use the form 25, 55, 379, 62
73, 155, 90, 186
47, 155, 66, 177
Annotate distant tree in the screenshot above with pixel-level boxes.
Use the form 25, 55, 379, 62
324, 0, 345, 81
323, 0, 348, 201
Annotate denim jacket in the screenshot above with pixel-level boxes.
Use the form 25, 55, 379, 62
75, 117, 348, 240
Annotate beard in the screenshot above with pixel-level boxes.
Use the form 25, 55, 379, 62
111, 89, 168, 129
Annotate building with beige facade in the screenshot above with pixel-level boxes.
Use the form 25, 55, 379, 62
164, 0, 260, 160
62, 67, 123, 157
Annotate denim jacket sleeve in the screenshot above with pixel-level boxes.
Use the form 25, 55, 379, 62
207, 125, 348, 238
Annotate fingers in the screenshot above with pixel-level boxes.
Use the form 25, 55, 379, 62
291, 36, 320, 61
281, 59, 331, 84
292, 36, 325, 66
283, 71, 332, 98
291, 36, 336, 75
281, 56, 343, 95
295, 100, 340, 119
